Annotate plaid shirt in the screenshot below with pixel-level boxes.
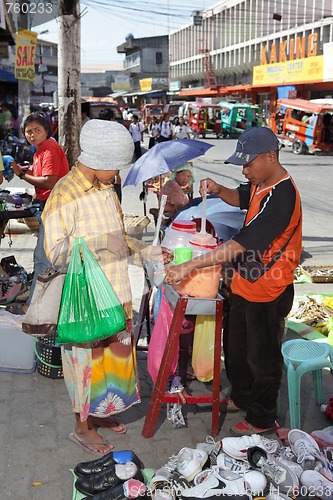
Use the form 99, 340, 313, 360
42, 165, 145, 318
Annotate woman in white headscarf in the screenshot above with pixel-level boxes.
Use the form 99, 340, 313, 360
42, 120, 144, 456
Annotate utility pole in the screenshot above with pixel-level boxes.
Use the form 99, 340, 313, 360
17, 0, 30, 137
58, 0, 81, 167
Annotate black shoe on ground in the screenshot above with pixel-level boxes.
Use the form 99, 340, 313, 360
75, 461, 143, 496
74, 450, 143, 477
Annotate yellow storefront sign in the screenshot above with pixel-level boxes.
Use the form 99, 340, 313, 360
15, 30, 38, 82
140, 78, 153, 92
253, 55, 323, 86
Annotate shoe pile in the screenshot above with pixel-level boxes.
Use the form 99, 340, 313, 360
74, 450, 147, 499
149, 429, 333, 499
0, 256, 29, 306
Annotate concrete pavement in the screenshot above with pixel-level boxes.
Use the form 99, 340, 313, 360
0, 140, 332, 499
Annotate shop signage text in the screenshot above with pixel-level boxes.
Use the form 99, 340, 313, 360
261, 34, 318, 65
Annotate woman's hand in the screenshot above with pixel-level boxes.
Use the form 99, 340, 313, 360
164, 262, 190, 286
199, 178, 221, 196
106, 234, 129, 259
10, 160, 22, 177
142, 245, 173, 265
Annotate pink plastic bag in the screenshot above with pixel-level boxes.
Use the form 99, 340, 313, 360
147, 287, 179, 383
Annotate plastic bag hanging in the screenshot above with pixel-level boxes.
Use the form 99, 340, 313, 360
57, 238, 126, 344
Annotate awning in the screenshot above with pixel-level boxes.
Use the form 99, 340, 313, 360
0, 69, 17, 82
120, 89, 167, 98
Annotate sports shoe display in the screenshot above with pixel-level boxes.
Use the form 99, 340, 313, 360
176, 447, 208, 482
181, 468, 250, 498
247, 446, 299, 495
301, 469, 333, 500
288, 429, 326, 469
222, 434, 279, 461
196, 436, 223, 466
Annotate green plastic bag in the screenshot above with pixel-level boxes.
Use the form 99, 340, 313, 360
57, 238, 126, 344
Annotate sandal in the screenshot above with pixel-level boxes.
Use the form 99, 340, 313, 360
91, 416, 127, 434
68, 433, 114, 456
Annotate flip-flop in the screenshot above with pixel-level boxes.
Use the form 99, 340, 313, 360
68, 433, 114, 456
105, 418, 127, 434
92, 417, 127, 434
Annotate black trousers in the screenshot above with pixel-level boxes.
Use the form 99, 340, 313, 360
134, 141, 142, 160
223, 284, 294, 428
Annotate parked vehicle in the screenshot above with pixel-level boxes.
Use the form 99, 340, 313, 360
142, 104, 164, 126
186, 104, 223, 138
163, 102, 183, 123
218, 101, 262, 136
81, 99, 131, 128
269, 98, 333, 155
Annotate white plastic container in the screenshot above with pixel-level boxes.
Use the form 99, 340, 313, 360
161, 220, 196, 250
0, 325, 35, 371
188, 233, 218, 258
175, 233, 221, 298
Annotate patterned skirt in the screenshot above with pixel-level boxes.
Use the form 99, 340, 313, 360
61, 320, 141, 421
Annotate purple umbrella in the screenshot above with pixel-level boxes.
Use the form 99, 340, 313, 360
123, 139, 213, 187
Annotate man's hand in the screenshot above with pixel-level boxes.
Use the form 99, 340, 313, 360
199, 178, 221, 196
164, 263, 190, 286
106, 234, 128, 259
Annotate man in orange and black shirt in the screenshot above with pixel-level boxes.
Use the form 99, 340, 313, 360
164, 127, 302, 436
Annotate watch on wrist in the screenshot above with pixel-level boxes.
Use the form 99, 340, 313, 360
18, 172, 25, 179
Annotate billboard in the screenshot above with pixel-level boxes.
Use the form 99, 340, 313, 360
15, 29, 38, 82
253, 56, 323, 86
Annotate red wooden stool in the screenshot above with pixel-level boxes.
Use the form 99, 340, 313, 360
142, 285, 223, 438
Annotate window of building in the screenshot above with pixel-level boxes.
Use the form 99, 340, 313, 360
156, 52, 162, 65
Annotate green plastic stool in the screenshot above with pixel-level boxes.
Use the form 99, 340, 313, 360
282, 339, 333, 429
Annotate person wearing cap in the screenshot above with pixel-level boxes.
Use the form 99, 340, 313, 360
42, 120, 147, 455
160, 163, 195, 220
164, 126, 302, 436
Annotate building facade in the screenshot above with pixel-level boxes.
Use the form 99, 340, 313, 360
117, 35, 169, 94
169, 0, 333, 109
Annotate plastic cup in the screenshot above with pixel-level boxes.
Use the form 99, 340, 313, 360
173, 247, 193, 265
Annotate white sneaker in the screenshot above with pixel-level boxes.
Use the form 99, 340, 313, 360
222, 434, 279, 461
196, 435, 223, 465
155, 453, 179, 479
288, 429, 326, 469
193, 466, 265, 496
301, 469, 333, 500
217, 452, 250, 473
247, 446, 299, 495
176, 447, 208, 482
181, 468, 249, 498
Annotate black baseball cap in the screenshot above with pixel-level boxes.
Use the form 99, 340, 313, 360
225, 127, 279, 166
